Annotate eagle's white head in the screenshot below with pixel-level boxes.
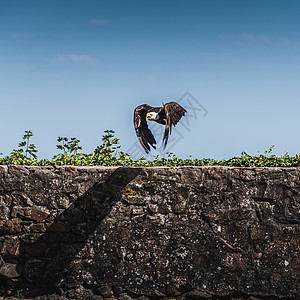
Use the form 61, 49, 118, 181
146, 112, 159, 121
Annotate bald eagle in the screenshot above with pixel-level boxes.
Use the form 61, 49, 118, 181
134, 101, 187, 153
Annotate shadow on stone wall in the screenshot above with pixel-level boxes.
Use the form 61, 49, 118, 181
1, 166, 300, 299
1, 167, 145, 297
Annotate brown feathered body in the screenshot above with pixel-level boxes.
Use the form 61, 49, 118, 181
134, 101, 187, 153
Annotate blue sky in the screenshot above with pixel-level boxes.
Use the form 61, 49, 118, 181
1, 0, 300, 160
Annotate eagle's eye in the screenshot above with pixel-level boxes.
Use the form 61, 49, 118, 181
146, 114, 152, 119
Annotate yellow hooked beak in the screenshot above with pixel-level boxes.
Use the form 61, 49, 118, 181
146, 114, 151, 119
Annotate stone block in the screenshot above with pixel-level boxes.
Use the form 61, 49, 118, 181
0, 263, 23, 279
0, 218, 22, 234
0, 236, 20, 257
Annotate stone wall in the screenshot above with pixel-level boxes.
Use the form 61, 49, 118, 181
0, 165, 299, 299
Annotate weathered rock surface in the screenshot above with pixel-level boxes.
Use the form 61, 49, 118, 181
0, 165, 299, 299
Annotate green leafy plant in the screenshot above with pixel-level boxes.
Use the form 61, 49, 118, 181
18, 130, 38, 159
56, 137, 83, 156
68, 137, 83, 155
14, 288, 28, 299
4, 130, 38, 165
1, 130, 300, 167
56, 137, 69, 156
94, 130, 120, 157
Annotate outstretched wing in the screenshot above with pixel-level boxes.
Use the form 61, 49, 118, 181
134, 104, 157, 154
163, 101, 187, 149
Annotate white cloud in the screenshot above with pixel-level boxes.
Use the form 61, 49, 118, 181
52, 54, 96, 64
89, 19, 113, 26
69, 54, 95, 63
241, 33, 255, 40
219, 33, 270, 42
56, 54, 66, 62
240, 33, 270, 41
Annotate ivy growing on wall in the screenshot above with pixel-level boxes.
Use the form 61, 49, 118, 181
1, 130, 300, 167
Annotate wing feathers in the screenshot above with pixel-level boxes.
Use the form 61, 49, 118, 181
162, 102, 186, 149
134, 105, 156, 154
